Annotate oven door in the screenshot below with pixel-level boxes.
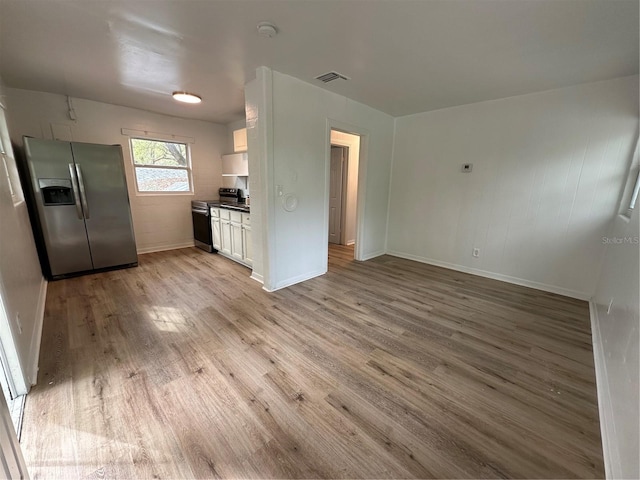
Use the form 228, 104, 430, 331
192, 208, 213, 252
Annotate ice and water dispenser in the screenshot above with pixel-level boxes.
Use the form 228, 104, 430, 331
38, 178, 75, 206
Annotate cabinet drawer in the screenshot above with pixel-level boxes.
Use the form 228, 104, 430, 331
219, 209, 230, 220
241, 213, 250, 225
210, 207, 220, 217
229, 211, 242, 224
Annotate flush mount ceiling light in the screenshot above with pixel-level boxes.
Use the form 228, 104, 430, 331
172, 91, 202, 104
257, 22, 278, 38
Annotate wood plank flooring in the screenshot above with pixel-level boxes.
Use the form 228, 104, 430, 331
21, 245, 604, 479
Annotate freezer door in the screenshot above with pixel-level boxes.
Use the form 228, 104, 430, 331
71, 142, 138, 269
23, 137, 93, 276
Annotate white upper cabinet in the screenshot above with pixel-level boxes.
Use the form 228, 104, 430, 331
233, 128, 247, 152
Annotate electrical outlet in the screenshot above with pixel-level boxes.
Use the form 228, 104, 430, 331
16, 313, 22, 334
472, 248, 480, 258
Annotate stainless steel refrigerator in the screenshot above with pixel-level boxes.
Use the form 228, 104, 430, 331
22, 137, 138, 279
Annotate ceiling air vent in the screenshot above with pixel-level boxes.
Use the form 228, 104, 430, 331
315, 71, 350, 83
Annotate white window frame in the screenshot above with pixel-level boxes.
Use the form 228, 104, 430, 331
0, 106, 24, 206
129, 136, 194, 195
619, 139, 639, 220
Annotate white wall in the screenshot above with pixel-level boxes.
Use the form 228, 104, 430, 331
591, 196, 639, 477
387, 76, 639, 299
330, 130, 360, 245
248, 68, 395, 291
5, 88, 228, 253
0, 79, 46, 389
245, 75, 267, 284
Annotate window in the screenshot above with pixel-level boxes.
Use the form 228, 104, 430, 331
130, 137, 192, 193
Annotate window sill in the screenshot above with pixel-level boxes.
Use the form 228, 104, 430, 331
135, 191, 195, 196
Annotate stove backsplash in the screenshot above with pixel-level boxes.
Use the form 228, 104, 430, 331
221, 175, 249, 198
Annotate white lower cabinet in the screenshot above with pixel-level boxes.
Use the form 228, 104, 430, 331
242, 225, 252, 267
210, 207, 252, 268
211, 209, 221, 251
230, 221, 243, 261
220, 219, 232, 255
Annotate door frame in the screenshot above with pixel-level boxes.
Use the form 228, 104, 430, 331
325, 120, 368, 261
339, 146, 349, 245
0, 385, 29, 479
0, 294, 27, 397
328, 145, 349, 245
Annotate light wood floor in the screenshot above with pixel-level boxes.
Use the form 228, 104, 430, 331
22, 245, 604, 479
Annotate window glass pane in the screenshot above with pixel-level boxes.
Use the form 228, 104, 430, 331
131, 138, 188, 167
135, 167, 190, 192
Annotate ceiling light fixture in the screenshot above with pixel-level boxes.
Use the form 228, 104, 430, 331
172, 91, 202, 104
257, 22, 278, 38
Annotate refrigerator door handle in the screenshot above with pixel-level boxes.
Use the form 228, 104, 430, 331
68, 163, 84, 219
75, 164, 90, 219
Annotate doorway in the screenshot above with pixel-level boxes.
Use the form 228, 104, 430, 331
329, 130, 361, 257
329, 145, 348, 245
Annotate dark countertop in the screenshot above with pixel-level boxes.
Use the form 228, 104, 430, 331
207, 200, 250, 213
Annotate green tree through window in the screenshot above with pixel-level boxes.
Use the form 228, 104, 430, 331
130, 138, 192, 193
131, 138, 187, 166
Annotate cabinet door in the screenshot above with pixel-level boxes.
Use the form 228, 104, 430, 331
233, 128, 247, 152
211, 216, 221, 251
230, 222, 243, 261
220, 220, 232, 255
242, 225, 253, 267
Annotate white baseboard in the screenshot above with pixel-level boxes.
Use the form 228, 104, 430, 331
216, 251, 253, 270
589, 300, 617, 480
265, 268, 327, 293
27, 277, 47, 386
250, 272, 264, 284
137, 241, 195, 255
359, 250, 385, 261
386, 250, 590, 300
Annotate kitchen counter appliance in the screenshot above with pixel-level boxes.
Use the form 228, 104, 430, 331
209, 187, 249, 212
192, 188, 247, 252
22, 137, 138, 279
191, 199, 214, 252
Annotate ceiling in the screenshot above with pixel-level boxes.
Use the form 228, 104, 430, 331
1, 0, 638, 124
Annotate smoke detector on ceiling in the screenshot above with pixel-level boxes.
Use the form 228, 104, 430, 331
315, 71, 350, 83
257, 22, 278, 38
